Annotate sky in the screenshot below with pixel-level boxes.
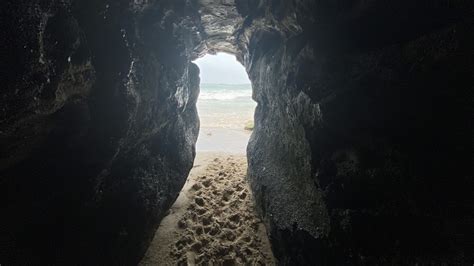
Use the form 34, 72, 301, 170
193, 53, 250, 84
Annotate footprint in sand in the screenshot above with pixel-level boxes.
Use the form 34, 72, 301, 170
202, 179, 212, 188
191, 183, 202, 191
195, 197, 205, 206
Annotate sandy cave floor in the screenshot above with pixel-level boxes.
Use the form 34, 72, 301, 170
140, 152, 275, 265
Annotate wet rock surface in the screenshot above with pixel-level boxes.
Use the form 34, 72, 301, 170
1, 0, 473, 265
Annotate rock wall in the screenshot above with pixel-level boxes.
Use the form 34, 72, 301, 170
241, 0, 474, 264
0, 0, 203, 264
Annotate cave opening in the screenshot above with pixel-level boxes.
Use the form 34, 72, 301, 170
141, 53, 274, 264
194, 52, 256, 154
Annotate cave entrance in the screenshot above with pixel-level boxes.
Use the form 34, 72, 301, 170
193, 52, 256, 154
141, 53, 275, 264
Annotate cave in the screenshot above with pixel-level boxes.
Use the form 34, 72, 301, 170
1, 0, 473, 265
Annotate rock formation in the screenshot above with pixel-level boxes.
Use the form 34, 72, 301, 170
1, 0, 202, 264
242, 1, 474, 264
1, 0, 472, 264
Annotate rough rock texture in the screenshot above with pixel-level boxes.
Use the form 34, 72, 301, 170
0, 0, 203, 264
1, 0, 473, 265
242, 0, 474, 264
198, 0, 244, 55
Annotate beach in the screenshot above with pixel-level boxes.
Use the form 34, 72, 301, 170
140, 83, 274, 265
140, 153, 274, 265
196, 83, 255, 154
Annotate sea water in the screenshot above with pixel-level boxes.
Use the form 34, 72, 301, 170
197, 83, 256, 129
196, 83, 256, 153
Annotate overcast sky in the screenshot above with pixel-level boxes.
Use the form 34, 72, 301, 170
193, 53, 250, 84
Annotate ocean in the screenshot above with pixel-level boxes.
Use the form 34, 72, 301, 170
197, 83, 256, 130
196, 83, 256, 153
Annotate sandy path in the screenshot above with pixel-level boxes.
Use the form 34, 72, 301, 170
140, 152, 275, 265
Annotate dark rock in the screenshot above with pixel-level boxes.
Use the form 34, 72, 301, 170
1, 0, 202, 264
242, 0, 474, 265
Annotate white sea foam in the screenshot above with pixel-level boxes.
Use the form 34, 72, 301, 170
199, 83, 252, 101
197, 83, 256, 129
199, 90, 251, 100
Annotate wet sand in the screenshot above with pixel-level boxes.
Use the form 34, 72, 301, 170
140, 152, 275, 265
196, 127, 251, 154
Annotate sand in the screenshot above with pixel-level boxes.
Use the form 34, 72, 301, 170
140, 152, 275, 265
196, 128, 251, 154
